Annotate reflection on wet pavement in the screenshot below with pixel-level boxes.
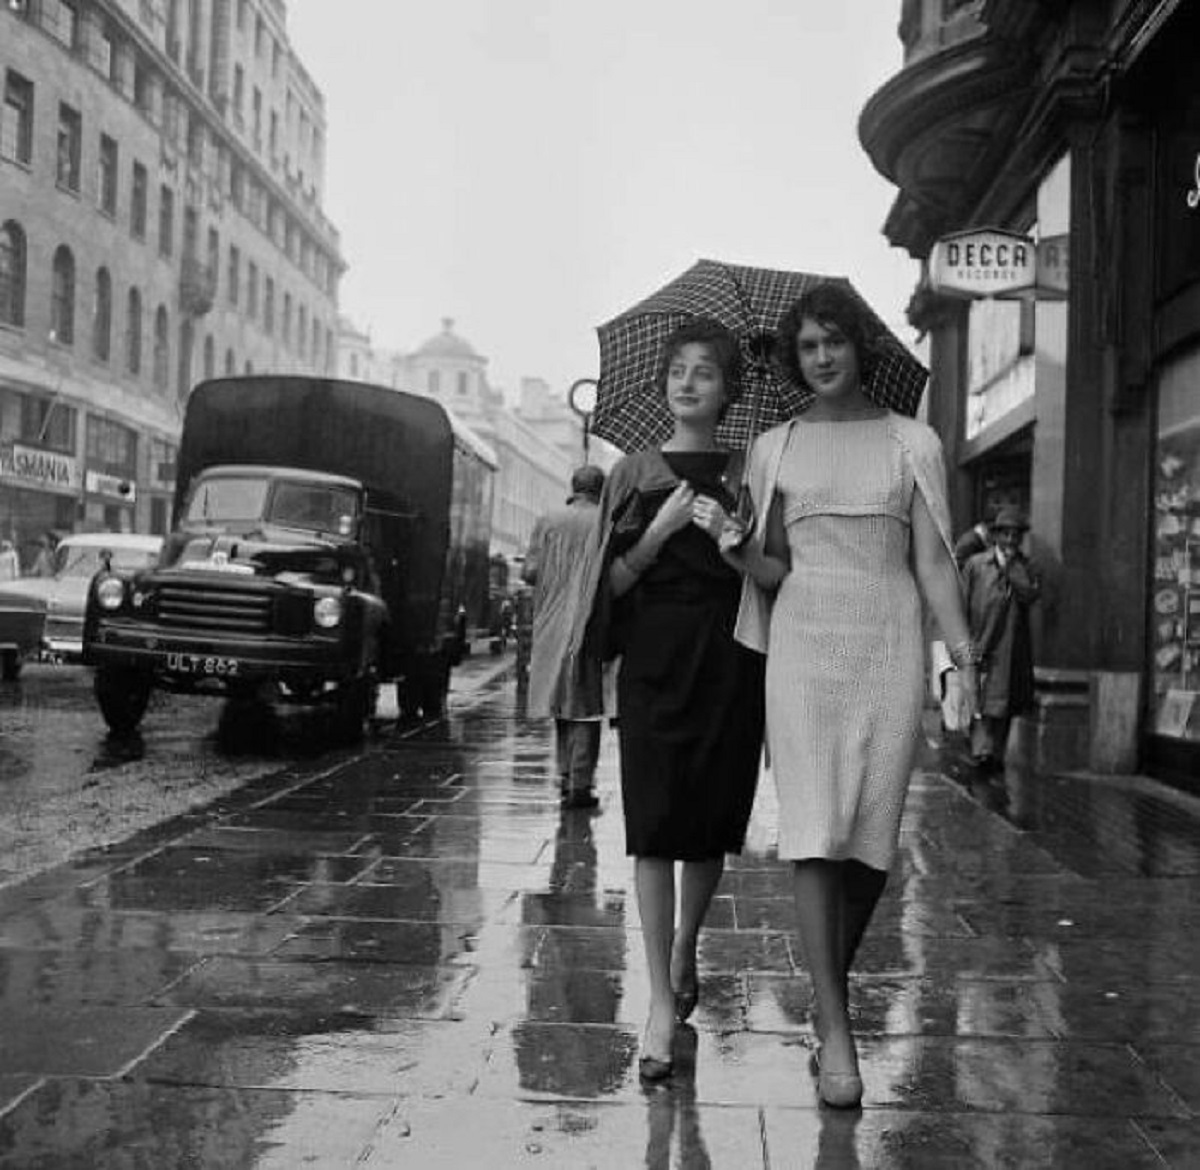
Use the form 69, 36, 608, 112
3, 665, 1200, 1166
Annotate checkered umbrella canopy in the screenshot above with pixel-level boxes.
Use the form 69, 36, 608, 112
591, 259, 927, 452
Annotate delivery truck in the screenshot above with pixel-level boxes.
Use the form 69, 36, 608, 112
82, 376, 496, 738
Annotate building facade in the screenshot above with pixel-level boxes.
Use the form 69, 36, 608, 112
334, 316, 577, 575
861, 0, 1200, 785
1, 0, 342, 561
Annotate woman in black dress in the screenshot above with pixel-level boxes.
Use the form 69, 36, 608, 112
574, 319, 765, 1080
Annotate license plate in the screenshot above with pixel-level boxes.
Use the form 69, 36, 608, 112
165, 652, 241, 677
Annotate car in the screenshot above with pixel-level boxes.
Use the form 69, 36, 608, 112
0, 585, 45, 680
0, 533, 162, 664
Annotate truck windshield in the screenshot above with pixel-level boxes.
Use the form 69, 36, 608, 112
186, 476, 270, 523
269, 482, 359, 535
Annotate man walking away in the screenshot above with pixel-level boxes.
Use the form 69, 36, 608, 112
523, 466, 607, 810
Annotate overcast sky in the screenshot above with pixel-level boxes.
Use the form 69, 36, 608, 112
287, 1, 920, 399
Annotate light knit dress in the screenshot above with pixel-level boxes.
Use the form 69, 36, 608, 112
745, 412, 953, 871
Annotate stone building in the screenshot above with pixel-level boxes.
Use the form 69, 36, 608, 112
0, 0, 342, 560
861, 0, 1200, 784
335, 315, 578, 576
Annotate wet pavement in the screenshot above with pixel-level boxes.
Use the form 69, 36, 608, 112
2, 657, 1200, 1167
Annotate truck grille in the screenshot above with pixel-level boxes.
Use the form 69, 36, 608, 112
157, 582, 273, 634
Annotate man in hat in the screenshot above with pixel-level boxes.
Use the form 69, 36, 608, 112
961, 506, 1041, 768
522, 465, 607, 810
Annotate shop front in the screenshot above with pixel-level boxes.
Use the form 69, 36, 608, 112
0, 383, 81, 569
1145, 104, 1200, 782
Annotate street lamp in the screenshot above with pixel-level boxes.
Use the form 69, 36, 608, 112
568, 378, 597, 462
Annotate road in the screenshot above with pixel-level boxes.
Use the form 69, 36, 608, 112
0, 657, 498, 890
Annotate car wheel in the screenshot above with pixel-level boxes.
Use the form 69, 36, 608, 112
94, 665, 152, 736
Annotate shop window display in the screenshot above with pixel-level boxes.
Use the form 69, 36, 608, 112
1152, 361, 1200, 741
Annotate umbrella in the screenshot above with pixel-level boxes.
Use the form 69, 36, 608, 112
590, 259, 927, 453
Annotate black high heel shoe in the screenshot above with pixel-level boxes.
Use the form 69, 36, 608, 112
673, 979, 699, 1023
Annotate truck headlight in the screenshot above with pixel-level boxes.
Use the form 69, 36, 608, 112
313, 595, 343, 629
95, 576, 126, 611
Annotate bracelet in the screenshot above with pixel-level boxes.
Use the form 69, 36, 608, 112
948, 639, 983, 668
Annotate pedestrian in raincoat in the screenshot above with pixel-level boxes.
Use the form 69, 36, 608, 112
522, 465, 607, 810
962, 506, 1041, 767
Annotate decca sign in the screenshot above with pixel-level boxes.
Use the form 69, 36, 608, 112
930, 229, 1037, 298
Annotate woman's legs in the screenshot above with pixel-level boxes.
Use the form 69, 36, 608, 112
635, 857, 676, 1061
671, 857, 724, 1008
791, 860, 858, 1076
838, 860, 887, 995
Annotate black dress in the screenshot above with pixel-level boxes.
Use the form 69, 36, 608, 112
613, 451, 765, 860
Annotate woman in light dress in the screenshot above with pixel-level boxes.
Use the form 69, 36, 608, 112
694, 283, 979, 1107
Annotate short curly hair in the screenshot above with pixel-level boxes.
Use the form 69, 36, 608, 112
775, 283, 884, 390
654, 318, 744, 420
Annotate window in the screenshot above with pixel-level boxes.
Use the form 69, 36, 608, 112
236, 0, 247, 32
206, 226, 219, 294
95, 24, 115, 81
158, 184, 174, 257
0, 220, 26, 327
297, 303, 306, 355
133, 59, 151, 116
50, 245, 75, 344
20, 395, 76, 453
86, 416, 137, 478
232, 64, 244, 123
98, 134, 118, 215
224, 346, 235, 375
186, 114, 203, 167
177, 317, 193, 397
272, 39, 281, 78
263, 276, 274, 333
252, 87, 262, 149
126, 286, 142, 374
255, 14, 265, 57
246, 260, 258, 319
203, 333, 214, 379
282, 291, 291, 345
2, 71, 34, 165
428, 371, 440, 395
57, 103, 81, 192
45, 0, 79, 48
130, 161, 147, 237
182, 205, 197, 262
165, 0, 181, 60
92, 267, 112, 361
227, 244, 239, 306
153, 304, 169, 389
311, 315, 320, 365
268, 109, 278, 162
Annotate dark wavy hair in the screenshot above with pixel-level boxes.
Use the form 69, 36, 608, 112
775, 282, 884, 390
654, 318, 744, 420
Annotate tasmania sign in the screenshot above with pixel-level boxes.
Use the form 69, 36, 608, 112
930, 228, 1037, 298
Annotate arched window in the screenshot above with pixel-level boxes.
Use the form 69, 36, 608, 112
92, 267, 112, 361
51, 245, 75, 344
153, 304, 169, 390
203, 334, 214, 379
457, 371, 468, 396
224, 347, 235, 375
0, 221, 27, 327
126, 287, 142, 374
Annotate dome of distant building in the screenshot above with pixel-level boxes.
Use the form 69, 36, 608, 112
415, 317, 481, 360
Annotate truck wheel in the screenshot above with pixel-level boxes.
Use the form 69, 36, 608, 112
94, 666, 152, 736
1, 651, 20, 681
